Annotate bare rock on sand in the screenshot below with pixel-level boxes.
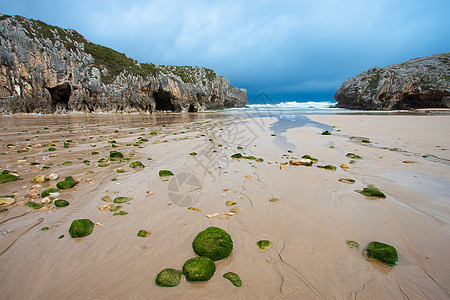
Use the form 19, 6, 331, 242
289, 159, 312, 166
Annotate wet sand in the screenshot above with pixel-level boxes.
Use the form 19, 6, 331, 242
0, 113, 449, 299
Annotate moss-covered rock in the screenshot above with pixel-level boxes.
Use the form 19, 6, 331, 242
302, 154, 318, 162
366, 241, 398, 266
192, 226, 233, 261
56, 180, 77, 189
137, 230, 150, 237
182, 257, 216, 282
256, 240, 271, 252
231, 153, 243, 159
130, 161, 144, 168
0, 173, 21, 183
346, 240, 360, 249
113, 196, 132, 203
69, 219, 94, 238
346, 153, 363, 159
41, 188, 60, 197
358, 185, 386, 198
54, 199, 69, 207
338, 178, 356, 184
321, 130, 331, 135
159, 170, 174, 177
223, 272, 242, 287
113, 211, 128, 216
155, 268, 182, 287
109, 150, 124, 158
26, 201, 43, 209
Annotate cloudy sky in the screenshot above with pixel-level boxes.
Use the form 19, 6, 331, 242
1, 0, 449, 102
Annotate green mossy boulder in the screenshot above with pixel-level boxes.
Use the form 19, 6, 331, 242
155, 268, 182, 287
366, 241, 398, 266
256, 240, 271, 252
113, 197, 132, 203
0, 173, 21, 183
321, 130, 331, 135
223, 272, 242, 287
159, 170, 174, 177
54, 199, 70, 207
130, 161, 144, 168
69, 219, 94, 238
109, 151, 124, 158
346, 153, 363, 159
182, 257, 216, 282
358, 185, 386, 198
26, 201, 43, 209
192, 226, 233, 261
41, 188, 60, 198
56, 180, 77, 189
231, 153, 243, 159
323, 165, 337, 171
302, 154, 318, 162
137, 230, 150, 237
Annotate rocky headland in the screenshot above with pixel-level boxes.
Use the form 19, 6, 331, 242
0, 14, 247, 113
334, 53, 450, 110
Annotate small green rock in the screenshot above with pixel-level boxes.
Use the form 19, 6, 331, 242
58, 235, 65, 239
41, 227, 49, 231
56, 180, 77, 189
346, 153, 363, 160
338, 178, 356, 184
366, 241, 398, 266
113, 211, 128, 216
323, 165, 337, 171
41, 188, 60, 198
321, 130, 331, 135
155, 268, 182, 287
193, 226, 233, 261
98, 162, 109, 167
150, 131, 157, 135
113, 197, 132, 203
110, 205, 122, 211
182, 257, 216, 282
0, 173, 21, 183
256, 240, 271, 252
189, 152, 197, 156
159, 170, 174, 177
137, 230, 150, 237
346, 240, 360, 249
223, 272, 242, 287
54, 199, 70, 207
231, 153, 243, 159
130, 161, 145, 168
69, 219, 94, 238
358, 185, 386, 198
26, 201, 43, 209
109, 150, 124, 158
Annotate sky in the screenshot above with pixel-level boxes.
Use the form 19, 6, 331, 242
1, 0, 449, 103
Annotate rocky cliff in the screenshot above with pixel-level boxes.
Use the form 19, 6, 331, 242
334, 53, 450, 110
0, 14, 247, 113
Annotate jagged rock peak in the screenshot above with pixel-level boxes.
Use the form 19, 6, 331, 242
334, 53, 450, 110
0, 13, 247, 113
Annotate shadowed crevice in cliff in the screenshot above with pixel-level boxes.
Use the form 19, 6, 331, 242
47, 83, 71, 111
188, 104, 198, 112
154, 89, 181, 112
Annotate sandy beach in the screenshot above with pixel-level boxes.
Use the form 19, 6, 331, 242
0, 112, 449, 299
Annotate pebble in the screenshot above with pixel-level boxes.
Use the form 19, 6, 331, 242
245, 174, 252, 179
340, 164, 350, 169
41, 197, 52, 204
280, 165, 287, 171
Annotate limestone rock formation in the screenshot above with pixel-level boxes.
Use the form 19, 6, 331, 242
0, 14, 247, 113
334, 53, 450, 110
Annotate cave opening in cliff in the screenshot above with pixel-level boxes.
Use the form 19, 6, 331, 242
188, 104, 197, 112
47, 83, 71, 111
154, 89, 179, 112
